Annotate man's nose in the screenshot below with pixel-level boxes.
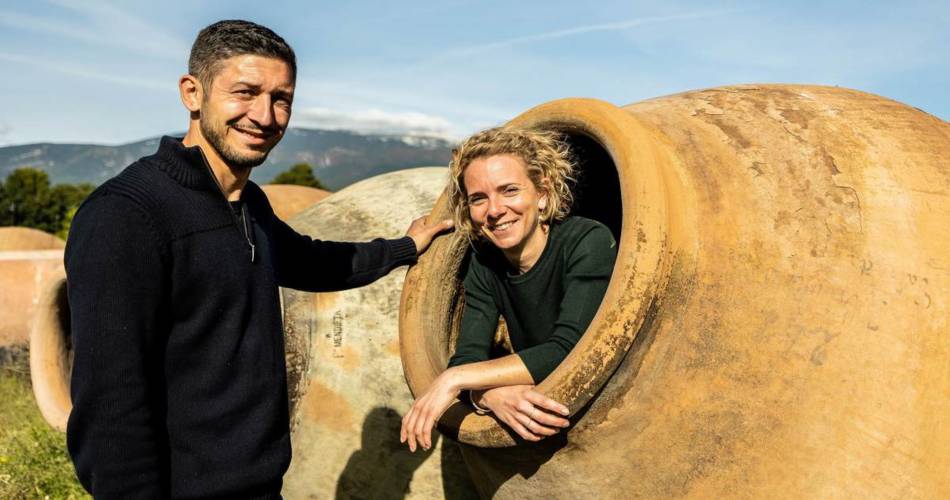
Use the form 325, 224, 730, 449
247, 94, 275, 128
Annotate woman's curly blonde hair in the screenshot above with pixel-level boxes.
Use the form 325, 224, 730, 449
448, 126, 575, 241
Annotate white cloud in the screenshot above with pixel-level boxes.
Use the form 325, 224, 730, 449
291, 79, 511, 140
295, 77, 511, 122
293, 107, 460, 139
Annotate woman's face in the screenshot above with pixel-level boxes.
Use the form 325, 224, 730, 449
463, 154, 548, 261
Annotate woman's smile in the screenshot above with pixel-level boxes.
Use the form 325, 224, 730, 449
488, 219, 516, 232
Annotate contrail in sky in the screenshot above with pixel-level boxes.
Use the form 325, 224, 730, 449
0, 52, 168, 91
414, 8, 754, 67
0, 1, 187, 60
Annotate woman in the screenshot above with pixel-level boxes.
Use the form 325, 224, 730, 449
400, 127, 617, 452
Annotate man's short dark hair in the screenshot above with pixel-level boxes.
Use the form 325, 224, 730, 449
189, 20, 297, 90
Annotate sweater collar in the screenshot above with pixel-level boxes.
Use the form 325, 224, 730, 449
154, 136, 220, 192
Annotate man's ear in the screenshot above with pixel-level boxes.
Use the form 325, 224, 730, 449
179, 74, 202, 113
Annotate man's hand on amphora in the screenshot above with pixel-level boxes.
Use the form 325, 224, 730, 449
406, 215, 454, 255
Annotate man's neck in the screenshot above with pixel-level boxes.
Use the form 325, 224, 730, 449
182, 128, 250, 202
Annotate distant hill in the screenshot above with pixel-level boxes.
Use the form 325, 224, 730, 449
0, 128, 454, 191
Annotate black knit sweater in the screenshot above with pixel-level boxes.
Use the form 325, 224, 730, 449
64, 137, 417, 499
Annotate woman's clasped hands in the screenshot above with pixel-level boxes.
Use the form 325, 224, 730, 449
399, 367, 570, 452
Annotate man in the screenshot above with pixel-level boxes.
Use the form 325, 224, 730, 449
65, 20, 450, 499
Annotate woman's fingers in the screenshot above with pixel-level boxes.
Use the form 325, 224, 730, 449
524, 406, 570, 429
504, 413, 541, 441
400, 410, 409, 443
402, 393, 436, 453
521, 391, 570, 428
514, 411, 559, 437
422, 412, 438, 450
401, 375, 460, 452
402, 408, 419, 452
412, 404, 432, 452
512, 395, 568, 429
409, 408, 423, 451
523, 390, 570, 419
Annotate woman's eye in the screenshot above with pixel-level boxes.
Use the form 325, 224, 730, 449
469, 197, 486, 206
504, 187, 520, 196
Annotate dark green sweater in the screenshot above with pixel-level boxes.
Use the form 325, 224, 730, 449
448, 216, 617, 382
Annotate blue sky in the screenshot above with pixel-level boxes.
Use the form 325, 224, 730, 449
0, 0, 947, 146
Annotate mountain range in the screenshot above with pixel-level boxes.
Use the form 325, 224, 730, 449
0, 128, 454, 191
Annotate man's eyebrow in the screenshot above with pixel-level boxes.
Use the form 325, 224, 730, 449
227, 82, 294, 98
273, 89, 294, 100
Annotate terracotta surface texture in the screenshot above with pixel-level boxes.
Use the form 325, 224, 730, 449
280, 168, 477, 499
0, 227, 65, 252
30, 269, 70, 431
261, 184, 330, 221
400, 85, 950, 499
0, 250, 64, 347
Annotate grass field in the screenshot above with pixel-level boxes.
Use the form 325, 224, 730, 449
0, 365, 88, 499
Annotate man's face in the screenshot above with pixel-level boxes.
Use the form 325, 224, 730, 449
198, 54, 295, 169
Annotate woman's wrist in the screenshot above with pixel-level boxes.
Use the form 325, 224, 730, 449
441, 366, 466, 393
469, 389, 492, 414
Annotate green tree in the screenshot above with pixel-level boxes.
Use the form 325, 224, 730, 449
270, 162, 328, 189
0, 168, 93, 236
53, 183, 94, 239
0, 168, 57, 232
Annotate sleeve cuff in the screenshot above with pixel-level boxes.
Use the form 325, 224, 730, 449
516, 350, 554, 385
389, 236, 418, 266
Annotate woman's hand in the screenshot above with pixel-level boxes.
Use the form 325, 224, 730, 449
475, 385, 570, 441
400, 369, 461, 452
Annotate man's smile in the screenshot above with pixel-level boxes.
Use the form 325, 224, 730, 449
232, 126, 274, 142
